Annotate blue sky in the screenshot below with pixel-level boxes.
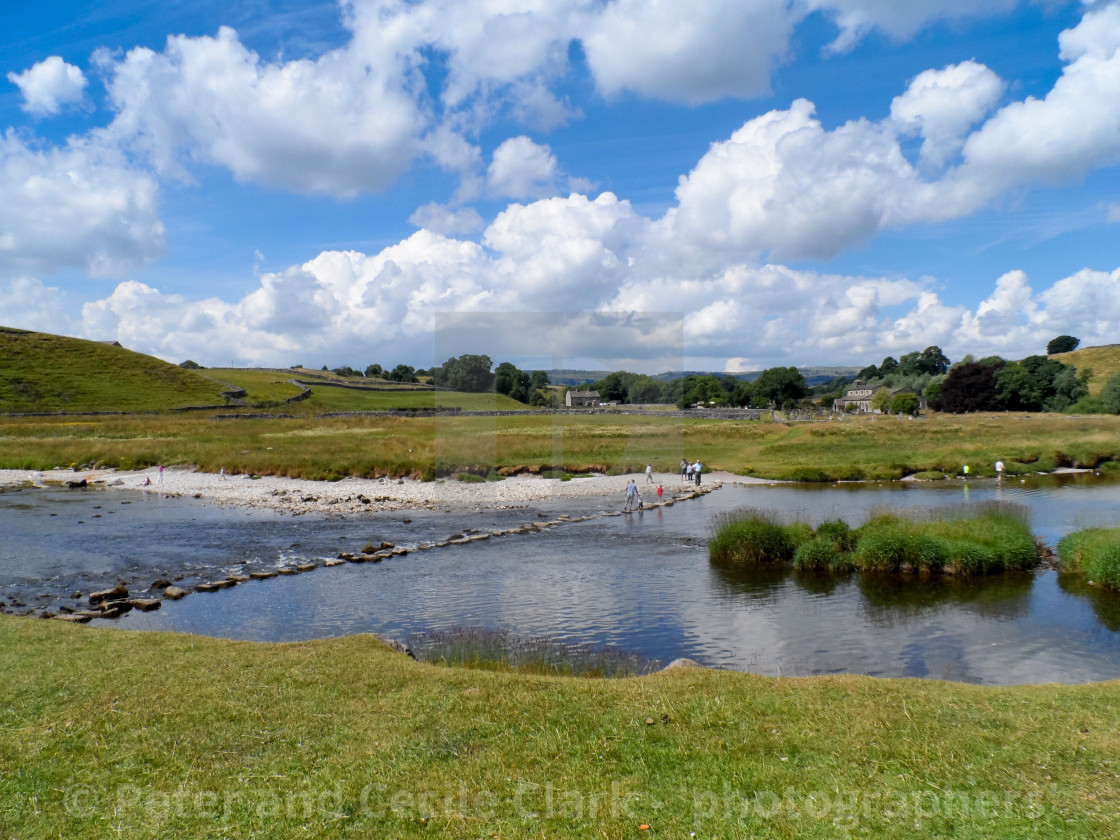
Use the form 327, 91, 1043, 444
1, 0, 1118, 372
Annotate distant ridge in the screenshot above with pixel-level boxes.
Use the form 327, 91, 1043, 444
0, 326, 227, 412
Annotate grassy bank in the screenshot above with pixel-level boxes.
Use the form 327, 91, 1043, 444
1, 411, 1119, 481
1058, 527, 1120, 589
710, 503, 1040, 575
1, 615, 1116, 839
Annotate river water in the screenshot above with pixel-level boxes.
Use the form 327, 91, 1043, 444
2, 473, 1119, 684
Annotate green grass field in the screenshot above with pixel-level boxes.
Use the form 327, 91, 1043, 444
0, 328, 226, 412
1, 615, 1115, 839
200, 368, 525, 413
1, 411, 1118, 480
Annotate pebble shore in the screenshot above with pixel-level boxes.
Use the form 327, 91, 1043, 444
0, 466, 765, 515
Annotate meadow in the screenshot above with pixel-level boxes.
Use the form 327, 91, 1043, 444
1, 410, 1118, 481
1, 614, 1116, 839
1058, 526, 1120, 589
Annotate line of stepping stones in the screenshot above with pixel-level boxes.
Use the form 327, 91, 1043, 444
47, 483, 720, 624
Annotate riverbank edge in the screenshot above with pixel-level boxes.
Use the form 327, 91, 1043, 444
1, 613, 1116, 839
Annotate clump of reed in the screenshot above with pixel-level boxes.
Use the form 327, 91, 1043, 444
406, 627, 662, 677
1058, 527, 1120, 590
709, 502, 1039, 576
708, 508, 809, 566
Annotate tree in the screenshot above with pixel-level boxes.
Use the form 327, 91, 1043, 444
890, 392, 920, 415
752, 367, 808, 408
870, 388, 892, 413
431, 355, 494, 392
924, 381, 942, 411
937, 359, 1005, 413
1100, 372, 1120, 414
856, 364, 879, 381
530, 370, 550, 389
387, 364, 419, 383
178, 359, 203, 369
918, 346, 950, 375
494, 362, 531, 402
1047, 335, 1080, 355
365, 363, 384, 378
878, 356, 899, 375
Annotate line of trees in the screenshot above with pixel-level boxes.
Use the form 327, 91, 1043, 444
928, 354, 1091, 413
585, 367, 808, 410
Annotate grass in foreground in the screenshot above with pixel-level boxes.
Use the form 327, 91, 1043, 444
1, 615, 1116, 839
710, 503, 1039, 575
1058, 527, 1120, 589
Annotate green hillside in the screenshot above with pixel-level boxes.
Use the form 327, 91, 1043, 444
0, 327, 227, 413
203, 367, 529, 411
1052, 344, 1120, 395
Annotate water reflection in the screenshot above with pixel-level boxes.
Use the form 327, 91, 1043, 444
3, 476, 1120, 684
857, 572, 1033, 620
1057, 574, 1120, 632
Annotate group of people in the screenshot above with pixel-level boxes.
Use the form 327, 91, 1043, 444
680, 458, 703, 486
624, 477, 664, 512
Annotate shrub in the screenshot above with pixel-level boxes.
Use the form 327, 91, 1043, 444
456, 472, 485, 483
793, 536, 838, 570
710, 512, 801, 566
1058, 527, 1120, 589
815, 519, 856, 551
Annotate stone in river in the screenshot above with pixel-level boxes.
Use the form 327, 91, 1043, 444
127, 598, 162, 612
163, 586, 189, 600
296, 563, 317, 572
90, 585, 128, 604
248, 571, 277, 580
151, 579, 172, 590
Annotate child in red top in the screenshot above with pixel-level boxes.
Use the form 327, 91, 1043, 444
656, 484, 663, 500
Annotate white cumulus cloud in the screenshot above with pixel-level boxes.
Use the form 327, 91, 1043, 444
7, 56, 88, 116
486, 136, 560, 198
0, 133, 163, 277
890, 60, 1005, 169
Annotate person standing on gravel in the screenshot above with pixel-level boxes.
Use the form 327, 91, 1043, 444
645, 464, 654, 483
693, 460, 702, 485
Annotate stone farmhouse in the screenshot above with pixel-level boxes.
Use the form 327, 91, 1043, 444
565, 389, 600, 407
833, 383, 889, 413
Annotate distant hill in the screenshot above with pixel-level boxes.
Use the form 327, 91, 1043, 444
0, 327, 227, 412
1052, 344, 1120, 395
546, 366, 860, 387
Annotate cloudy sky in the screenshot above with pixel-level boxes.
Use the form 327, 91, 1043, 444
2, 0, 1119, 373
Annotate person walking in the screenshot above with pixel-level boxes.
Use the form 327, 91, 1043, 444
624, 479, 640, 512
685, 462, 693, 485
680, 459, 688, 485
645, 464, 654, 483
995, 460, 1005, 483
693, 460, 702, 485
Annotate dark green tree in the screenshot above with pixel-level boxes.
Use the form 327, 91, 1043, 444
1101, 371, 1120, 414
365, 363, 384, 378
1047, 335, 1080, 355
890, 392, 921, 415
494, 362, 531, 402
431, 355, 494, 392
178, 359, 203, 369
878, 356, 899, 375
752, 366, 808, 407
387, 364, 419, 383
